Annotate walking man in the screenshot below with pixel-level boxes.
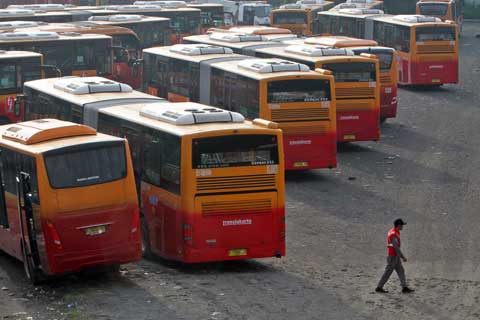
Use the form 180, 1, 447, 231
375, 218, 414, 293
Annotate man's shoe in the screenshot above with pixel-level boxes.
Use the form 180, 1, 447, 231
375, 287, 389, 293
402, 287, 415, 293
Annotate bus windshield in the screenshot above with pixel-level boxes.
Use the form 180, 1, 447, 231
44, 141, 127, 189
192, 135, 279, 168
322, 62, 376, 82
0, 64, 18, 93
267, 79, 331, 103
418, 3, 448, 16
255, 6, 272, 17
273, 12, 307, 24
0, 59, 41, 94
416, 26, 456, 41
353, 49, 393, 71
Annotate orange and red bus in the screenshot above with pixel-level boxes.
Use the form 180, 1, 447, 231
315, 9, 459, 86
0, 51, 43, 124
97, 102, 286, 262
143, 44, 337, 170
416, 0, 463, 28
0, 31, 113, 78
303, 36, 397, 122
0, 118, 140, 283
270, 0, 335, 36
253, 44, 380, 142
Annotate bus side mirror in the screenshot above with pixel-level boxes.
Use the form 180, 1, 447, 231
14, 95, 24, 118
40, 65, 61, 78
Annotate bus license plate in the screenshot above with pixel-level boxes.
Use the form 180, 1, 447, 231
343, 134, 356, 140
432, 79, 440, 83
84, 225, 106, 236
293, 161, 309, 168
228, 249, 247, 257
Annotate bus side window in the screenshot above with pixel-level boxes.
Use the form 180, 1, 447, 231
210, 69, 225, 107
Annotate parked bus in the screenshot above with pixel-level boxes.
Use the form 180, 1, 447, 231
185, 3, 224, 32
183, 32, 293, 55
0, 51, 43, 124
22, 76, 163, 125
0, 8, 92, 23
143, 44, 337, 170
80, 5, 201, 43
0, 118, 141, 284
303, 36, 397, 122
96, 102, 286, 262
0, 31, 113, 78
416, 0, 463, 27
383, 0, 417, 14
270, 0, 335, 36
315, 10, 459, 85
84, 15, 171, 47
253, 45, 380, 142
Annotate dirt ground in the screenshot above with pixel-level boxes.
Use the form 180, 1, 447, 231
1, 22, 480, 320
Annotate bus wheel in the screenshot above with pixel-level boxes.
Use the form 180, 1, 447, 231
21, 242, 41, 285
141, 216, 153, 259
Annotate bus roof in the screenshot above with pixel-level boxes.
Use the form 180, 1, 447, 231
84, 6, 201, 14
253, 45, 377, 64
211, 58, 321, 80
317, 8, 384, 18
86, 15, 170, 25
304, 36, 378, 48
24, 77, 163, 108
0, 119, 123, 155
143, 45, 245, 63
100, 103, 280, 137
18, 22, 138, 38
0, 31, 111, 43
218, 26, 293, 35
186, 3, 224, 9
371, 14, 455, 27
184, 34, 286, 51
0, 50, 42, 59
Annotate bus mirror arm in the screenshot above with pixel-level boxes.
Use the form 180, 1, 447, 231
40, 65, 61, 78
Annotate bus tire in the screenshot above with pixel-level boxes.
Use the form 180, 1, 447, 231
21, 241, 41, 285
141, 216, 153, 259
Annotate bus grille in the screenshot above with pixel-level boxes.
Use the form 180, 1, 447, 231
271, 108, 330, 122
417, 45, 455, 54
380, 74, 392, 84
336, 87, 375, 99
197, 174, 276, 191
201, 198, 272, 215
281, 124, 328, 135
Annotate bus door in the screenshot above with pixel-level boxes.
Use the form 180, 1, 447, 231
155, 60, 168, 99
16, 171, 41, 282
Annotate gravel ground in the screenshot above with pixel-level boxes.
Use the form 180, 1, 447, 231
1, 22, 480, 320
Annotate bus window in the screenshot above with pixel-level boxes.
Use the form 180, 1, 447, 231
267, 79, 331, 103
416, 27, 456, 41
44, 141, 126, 189
142, 131, 181, 195
0, 65, 17, 94
273, 12, 307, 24
418, 3, 448, 16
322, 62, 376, 82
192, 134, 279, 169
74, 42, 95, 70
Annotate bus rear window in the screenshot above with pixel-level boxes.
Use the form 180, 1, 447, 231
192, 135, 279, 168
267, 79, 331, 103
322, 62, 376, 82
416, 27, 456, 41
44, 141, 127, 189
352, 49, 393, 71
273, 12, 307, 24
418, 3, 448, 16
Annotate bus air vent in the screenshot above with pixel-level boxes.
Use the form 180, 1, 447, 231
238, 59, 310, 73
1, 119, 96, 145
285, 45, 355, 57
297, 0, 325, 5
53, 77, 133, 95
140, 103, 245, 125
346, 0, 374, 4
338, 8, 384, 14
7, 4, 66, 11
393, 15, 441, 23
332, 3, 361, 10
0, 31, 60, 40
279, 4, 305, 9
0, 9, 35, 16
0, 21, 39, 30
107, 14, 143, 22
107, 5, 163, 11
134, 1, 187, 8
209, 32, 264, 43
169, 44, 233, 55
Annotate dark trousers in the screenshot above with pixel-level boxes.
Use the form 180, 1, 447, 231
377, 255, 407, 288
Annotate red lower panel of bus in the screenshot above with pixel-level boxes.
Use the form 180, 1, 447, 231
283, 133, 337, 170
380, 85, 398, 120
42, 205, 141, 275
337, 109, 380, 142
399, 58, 458, 85
144, 193, 285, 263
113, 62, 142, 89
